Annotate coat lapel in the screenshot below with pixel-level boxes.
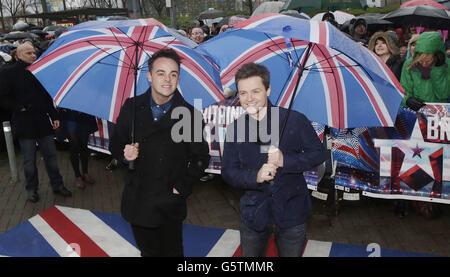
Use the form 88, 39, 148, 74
138, 88, 186, 139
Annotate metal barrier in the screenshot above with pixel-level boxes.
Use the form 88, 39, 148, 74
2, 121, 18, 183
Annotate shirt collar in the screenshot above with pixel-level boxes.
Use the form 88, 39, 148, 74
150, 92, 173, 111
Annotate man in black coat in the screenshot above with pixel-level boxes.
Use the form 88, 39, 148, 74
111, 49, 210, 257
0, 43, 72, 202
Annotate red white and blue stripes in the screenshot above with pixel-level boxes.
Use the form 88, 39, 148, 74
0, 206, 434, 257
30, 20, 224, 123
200, 13, 404, 129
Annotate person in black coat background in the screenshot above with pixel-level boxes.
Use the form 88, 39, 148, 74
110, 49, 210, 257
0, 43, 72, 202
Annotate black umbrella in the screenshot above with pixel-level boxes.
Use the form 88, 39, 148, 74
4, 31, 39, 40
43, 25, 67, 32
198, 9, 226, 20
29, 29, 49, 37
107, 16, 129, 21
350, 14, 393, 32
381, 5, 450, 29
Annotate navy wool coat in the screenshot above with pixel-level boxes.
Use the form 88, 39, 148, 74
222, 104, 326, 231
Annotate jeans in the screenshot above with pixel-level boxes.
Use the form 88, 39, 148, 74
19, 135, 64, 192
240, 221, 307, 257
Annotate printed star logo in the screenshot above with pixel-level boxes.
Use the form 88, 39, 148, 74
411, 144, 424, 158
397, 121, 442, 180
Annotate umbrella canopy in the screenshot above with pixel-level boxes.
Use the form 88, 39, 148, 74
401, 0, 448, 10
280, 10, 310, 20
29, 29, 49, 37
107, 16, 130, 20
282, 0, 365, 12
252, 1, 285, 16
217, 15, 249, 28
381, 5, 450, 29
198, 14, 404, 129
438, 0, 450, 10
4, 31, 38, 40
13, 21, 29, 31
43, 25, 67, 32
198, 9, 226, 20
311, 10, 355, 24
29, 18, 224, 123
342, 14, 393, 33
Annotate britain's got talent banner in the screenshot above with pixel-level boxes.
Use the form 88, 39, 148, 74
87, 101, 450, 203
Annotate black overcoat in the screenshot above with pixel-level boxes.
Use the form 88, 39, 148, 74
111, 88, 210, 228
0, 60, 59, 139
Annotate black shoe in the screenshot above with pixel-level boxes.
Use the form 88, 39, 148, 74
53, 186, 72, 197
27, 190, 39, 203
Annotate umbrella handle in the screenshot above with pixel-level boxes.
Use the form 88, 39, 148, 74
129, 160, 135, 170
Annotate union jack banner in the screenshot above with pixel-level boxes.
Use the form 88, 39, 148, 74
29, 18, 224, 123
0, 206, 435, 257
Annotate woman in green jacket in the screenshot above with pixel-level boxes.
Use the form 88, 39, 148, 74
401, 32, 450, 111
397, 32, 448, 219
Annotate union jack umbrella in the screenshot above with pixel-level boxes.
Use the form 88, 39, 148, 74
29, 18, 224, 124
198, 13, 405, 130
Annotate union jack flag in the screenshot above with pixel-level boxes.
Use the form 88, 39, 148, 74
0, 206, 434, 257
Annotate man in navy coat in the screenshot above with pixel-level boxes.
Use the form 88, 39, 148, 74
222, 63, 326, 257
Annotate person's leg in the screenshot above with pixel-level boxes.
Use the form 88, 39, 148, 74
18, 138, 39, 198
160, 220, 184, 257
67, 131, 82, 178
274, 223, 307, 257
130, 224, 161, 257
67, 131, 85, 189
240, 221, 271, 257
79, 133, 95, 184
37, 135, 67, 193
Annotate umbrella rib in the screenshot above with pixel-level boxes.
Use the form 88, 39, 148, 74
86, 41, 135, 69
274, 42, 305, 105
108, 27, 140, 69
262, 32, 295, 63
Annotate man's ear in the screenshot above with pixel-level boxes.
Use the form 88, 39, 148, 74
147, 71, 152, 83
266, 86, 271, 97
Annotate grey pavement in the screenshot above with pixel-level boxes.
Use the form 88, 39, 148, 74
0, 144, 449, 256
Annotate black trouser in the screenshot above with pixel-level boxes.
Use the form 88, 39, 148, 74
131, 220, 184, 257
67, 131, 89, 178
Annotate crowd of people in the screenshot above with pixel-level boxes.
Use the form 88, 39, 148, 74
0, 11, 449, 257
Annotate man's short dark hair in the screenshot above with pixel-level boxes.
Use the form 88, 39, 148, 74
148, 48, 181, 72
235, 63, 270, 90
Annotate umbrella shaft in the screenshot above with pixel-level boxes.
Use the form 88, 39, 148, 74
280, 43, 313, 141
